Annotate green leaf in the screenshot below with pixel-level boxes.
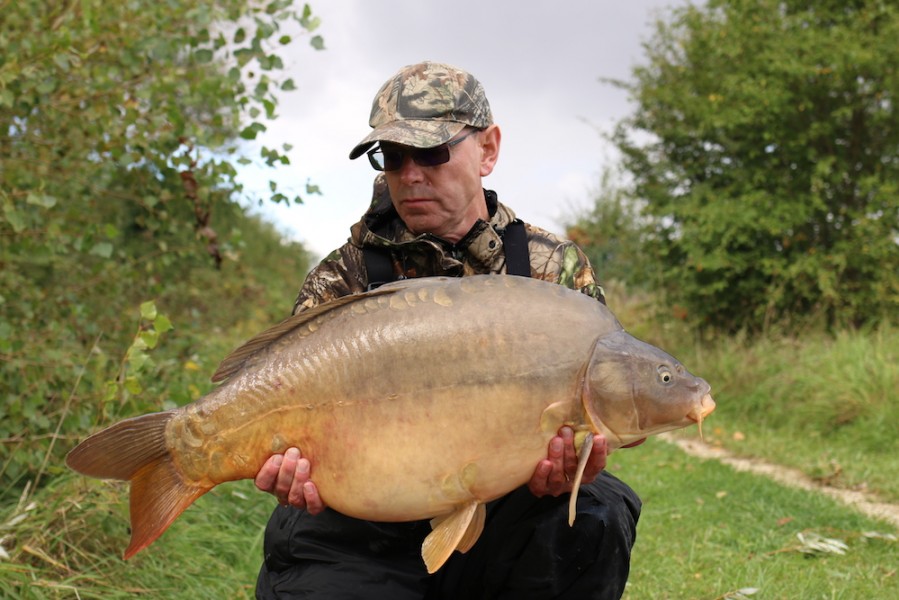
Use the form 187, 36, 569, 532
52, 53, 71, 71
140, 330, 159, 350
239, 122, 266, 140
194, 49, 214, 63
154, 314, 173, 333
26, 193, 57, 208
310, 35, 325, 51
124, 375, 143, 395
36, 79, 57, 94
104, 381, 119, 403
89, 242, 114, 258
140, 301, 157, 321
128, 342, 148, 367
281, 78, 296, 91
2, 204, 25, 232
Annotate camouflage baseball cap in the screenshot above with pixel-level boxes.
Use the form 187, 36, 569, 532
349, 61, 494, 160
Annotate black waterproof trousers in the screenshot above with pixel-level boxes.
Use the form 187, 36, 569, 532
255, 471, 641, 600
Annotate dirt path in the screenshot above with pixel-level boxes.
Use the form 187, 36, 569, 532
659, 433, 899, 530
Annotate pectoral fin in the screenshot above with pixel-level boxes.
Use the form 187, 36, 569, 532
539, 400, 579, 434
422, 501, 484, 574
455, 502, 486, 554
567, 432, 594, 526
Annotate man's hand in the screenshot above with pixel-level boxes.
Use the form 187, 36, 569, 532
255, 447, 326, 514
528, 427, 608, 497
527, 428, 649, 497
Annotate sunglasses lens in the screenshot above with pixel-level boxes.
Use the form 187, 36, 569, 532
382, 150, 405, 171
369, 142, 455, 171
367, 150, 385, 171
413, 146, 451, 167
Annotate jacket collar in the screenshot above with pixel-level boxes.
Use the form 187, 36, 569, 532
352, 178, 516, 272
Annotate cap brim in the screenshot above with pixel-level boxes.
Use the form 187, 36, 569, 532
349, 120, 467, 159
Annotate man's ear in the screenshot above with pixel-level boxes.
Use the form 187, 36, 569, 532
479, 124, 501, 177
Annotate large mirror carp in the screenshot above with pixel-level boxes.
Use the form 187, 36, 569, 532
67, 275, 715, 573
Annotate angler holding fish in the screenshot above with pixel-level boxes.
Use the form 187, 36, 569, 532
67, 61, 714, 600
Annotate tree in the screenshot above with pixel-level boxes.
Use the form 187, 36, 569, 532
0, 1, 320, 487
566, 167, 652, 288
606, 0, 899, 332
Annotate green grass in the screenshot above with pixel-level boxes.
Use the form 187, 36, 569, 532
609, 438, 898, 600
674, 325, 899, 504
1, 477, 271, 599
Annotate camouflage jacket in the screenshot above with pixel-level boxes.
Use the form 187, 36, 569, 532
292, 175, 604, 314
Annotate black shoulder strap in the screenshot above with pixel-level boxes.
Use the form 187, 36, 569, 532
502, 219, 531, 277
362, 247, 395, 291
362, 219, 531, 287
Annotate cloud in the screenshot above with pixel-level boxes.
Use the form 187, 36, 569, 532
240, 0, 680, 259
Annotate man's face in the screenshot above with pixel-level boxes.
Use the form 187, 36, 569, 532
382, 125, 500, 243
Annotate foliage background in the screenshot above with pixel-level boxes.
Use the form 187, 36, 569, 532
574, 0, 899, 333
0, 1, 320, 490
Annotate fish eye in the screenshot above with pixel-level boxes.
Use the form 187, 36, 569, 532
658, 366, 673, 384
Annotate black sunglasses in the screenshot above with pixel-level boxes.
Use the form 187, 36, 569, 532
367, 129, 479, 172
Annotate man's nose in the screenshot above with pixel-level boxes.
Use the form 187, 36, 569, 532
397, 155, 426, 184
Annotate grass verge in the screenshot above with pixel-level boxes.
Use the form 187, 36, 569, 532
1, 476, 270, 599
675, 325, 899, 504
609, 437, 898, 600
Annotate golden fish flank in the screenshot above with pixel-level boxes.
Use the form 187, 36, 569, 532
66, 275, 715, 574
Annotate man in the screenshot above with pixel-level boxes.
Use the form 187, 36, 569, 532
254, 61, 642, 599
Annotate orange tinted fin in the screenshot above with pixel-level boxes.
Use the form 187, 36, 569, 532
66, 410, 208, 559
125, 455, 206, 559
66, 411, 174, 479
455, 503, 486, 554
423, 501, 481, 574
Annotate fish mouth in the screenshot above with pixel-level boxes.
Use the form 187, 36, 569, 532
686, 393, 716, 439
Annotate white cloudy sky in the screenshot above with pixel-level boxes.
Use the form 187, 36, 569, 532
240, 0, 685, 259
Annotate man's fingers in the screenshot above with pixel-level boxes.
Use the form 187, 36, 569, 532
560, 427, 578, 475
303, 481, 325, 515
254, 447, 328, 512
529, 430, 611, 498
286, 457, 311, 507
548, 435, 564, 461
274, 448, 300, 499
527, 459, 553, 496
254, 454, 283, 493
546, 435, 568, 494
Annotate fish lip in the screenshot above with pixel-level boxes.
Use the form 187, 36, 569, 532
687, 393, 716, 423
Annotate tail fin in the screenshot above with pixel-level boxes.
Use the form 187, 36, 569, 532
66, 411, 208, 559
